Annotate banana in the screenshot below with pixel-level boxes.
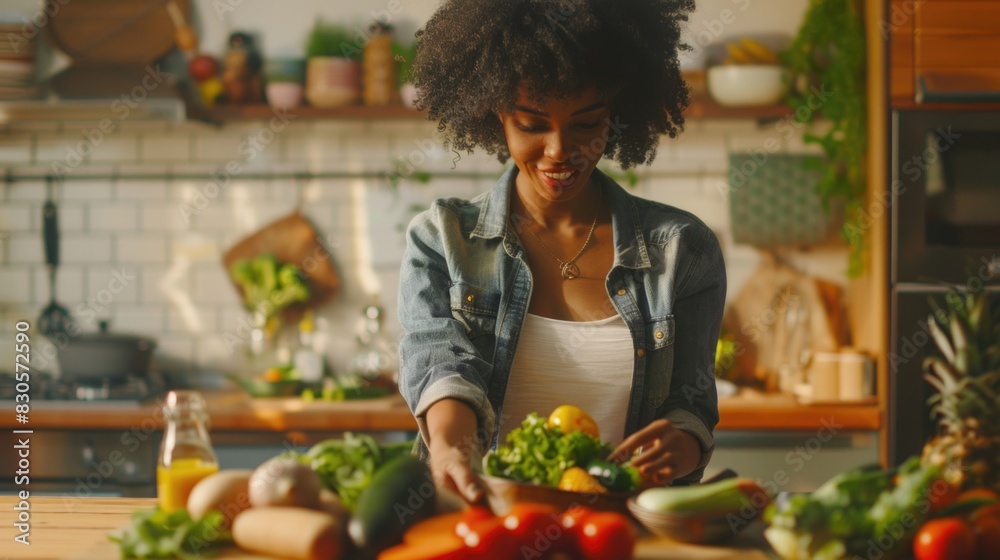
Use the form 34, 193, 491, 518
724, 42, 755, 65
739, 37, 779, 64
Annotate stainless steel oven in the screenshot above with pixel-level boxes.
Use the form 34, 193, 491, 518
889, 108, 1000, 464
892, 110, 1000, 285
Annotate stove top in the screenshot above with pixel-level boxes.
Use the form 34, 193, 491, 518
0, 371, 166, 402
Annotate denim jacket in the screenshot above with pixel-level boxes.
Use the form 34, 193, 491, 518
397, 166, 726, 483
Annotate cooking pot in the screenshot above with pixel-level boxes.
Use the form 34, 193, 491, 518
57, 320, 156, 382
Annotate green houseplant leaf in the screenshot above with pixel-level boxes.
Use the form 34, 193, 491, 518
782, 0, 868, 277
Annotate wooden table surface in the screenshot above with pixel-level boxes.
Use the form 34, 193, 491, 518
0, 391, 880, 433
0, 496, 774, 560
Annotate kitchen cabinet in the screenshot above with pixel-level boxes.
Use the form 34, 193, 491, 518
890, 0, 1000, 105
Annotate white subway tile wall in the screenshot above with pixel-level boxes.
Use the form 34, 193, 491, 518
0, 119, 847, 374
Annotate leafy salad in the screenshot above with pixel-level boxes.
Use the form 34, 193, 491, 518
484, 412, 639, 490
286, 433, 413, 510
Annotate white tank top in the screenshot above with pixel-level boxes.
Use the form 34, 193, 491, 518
498, 312, 635, 446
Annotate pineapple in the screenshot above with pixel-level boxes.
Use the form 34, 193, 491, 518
920, 288, 1000, 493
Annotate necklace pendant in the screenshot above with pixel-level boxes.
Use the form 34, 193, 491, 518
560, 261, 580, 280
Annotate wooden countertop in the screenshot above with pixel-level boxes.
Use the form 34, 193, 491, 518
0, 497, 772, 559
0, 390, 880, 432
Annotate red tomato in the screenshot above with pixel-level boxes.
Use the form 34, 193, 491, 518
971, 514, 1000, 560
557, 505, 597, 558
503, 503, 563, 554
455, 506, 494, 539
914, 518, 976, 560
462, 518, 518, 560
928, 480, 962, 513
577, 512, 637, 560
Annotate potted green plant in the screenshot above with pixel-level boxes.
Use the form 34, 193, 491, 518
782, 0, 867, 276
304, 19, 362, 108
392, 41, 419, 109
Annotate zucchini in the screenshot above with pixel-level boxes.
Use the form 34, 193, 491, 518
348, 455, 436, 553
636, 477, 770, 515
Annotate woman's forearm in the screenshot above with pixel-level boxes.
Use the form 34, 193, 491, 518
425, 398, 480, 453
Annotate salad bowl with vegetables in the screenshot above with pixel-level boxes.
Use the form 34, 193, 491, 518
482, 406, 642, 515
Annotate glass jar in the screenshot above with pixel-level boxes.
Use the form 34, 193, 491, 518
350, 302, 398, 390
157, 390, 219, 512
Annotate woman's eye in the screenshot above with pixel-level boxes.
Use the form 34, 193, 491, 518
516, 123, 546, 133
576, 121, 602, 129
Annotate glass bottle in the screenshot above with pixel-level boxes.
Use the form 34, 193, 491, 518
157, 391, 219, 512
351, 302, 398, 390
362, 22, 396, 106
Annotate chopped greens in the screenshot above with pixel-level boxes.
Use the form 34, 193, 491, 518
485, 413, 637, 488
302, 433, 413, 510
764, 457, 941, 560
108, 507, 231, 559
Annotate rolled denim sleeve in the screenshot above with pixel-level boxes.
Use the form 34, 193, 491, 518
662, 226, 726, 484
397, 205, 495, 453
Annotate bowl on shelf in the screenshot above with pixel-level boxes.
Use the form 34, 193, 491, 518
707, 64, 787, 107
266, 82, 304, 110
480, 475, 635, 517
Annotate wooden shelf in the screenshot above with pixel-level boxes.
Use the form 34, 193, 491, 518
685, 94, 793, 120
205, 103, 425, 121
203, 97, 793, 123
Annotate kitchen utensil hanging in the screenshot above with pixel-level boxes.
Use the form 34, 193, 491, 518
221, 175, 341, 322
37, 177, 74, 340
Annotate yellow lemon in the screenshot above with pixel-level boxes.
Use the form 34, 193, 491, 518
547, 405, 600, 439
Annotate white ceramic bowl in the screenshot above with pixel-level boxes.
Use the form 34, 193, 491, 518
266, 83, 303, 110
707, 65, 787, 107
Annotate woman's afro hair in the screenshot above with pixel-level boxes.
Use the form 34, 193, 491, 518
411, 0, 695, 169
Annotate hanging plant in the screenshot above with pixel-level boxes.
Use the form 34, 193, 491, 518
782, 0, 867, 276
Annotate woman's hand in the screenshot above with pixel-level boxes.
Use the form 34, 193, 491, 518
609, 419, 701, 486
428, 440, 484, 503
425, 398, 484, 503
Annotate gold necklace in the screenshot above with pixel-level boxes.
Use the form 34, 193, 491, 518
525, 189, 602, 280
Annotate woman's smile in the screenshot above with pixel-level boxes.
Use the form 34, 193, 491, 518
500, 85, 613, 208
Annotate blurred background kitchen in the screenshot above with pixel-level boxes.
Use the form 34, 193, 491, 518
0, 0, 902, 495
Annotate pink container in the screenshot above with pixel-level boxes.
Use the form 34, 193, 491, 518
306, 57, 360, 108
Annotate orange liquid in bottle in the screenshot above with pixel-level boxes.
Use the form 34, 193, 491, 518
157, 457, 219, 512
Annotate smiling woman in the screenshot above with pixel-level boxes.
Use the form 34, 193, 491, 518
397, 0, 726, 502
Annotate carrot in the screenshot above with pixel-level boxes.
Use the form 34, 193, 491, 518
378, 532, 468, 560
403, 512, 465, 544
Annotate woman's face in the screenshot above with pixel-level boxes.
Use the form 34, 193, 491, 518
499, 85, 613, 206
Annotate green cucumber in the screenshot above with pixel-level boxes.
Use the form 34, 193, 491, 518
348, 455, 436, 552
586, 459, 637, 492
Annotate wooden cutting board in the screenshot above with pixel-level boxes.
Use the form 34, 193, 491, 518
46, 0, 189, 63
222, 211, 341, 323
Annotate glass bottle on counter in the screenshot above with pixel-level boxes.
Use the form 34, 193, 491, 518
157, 390, 219, 512
351, 301, 398, 391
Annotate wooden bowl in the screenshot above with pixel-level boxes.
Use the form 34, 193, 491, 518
480, 475, 635, 516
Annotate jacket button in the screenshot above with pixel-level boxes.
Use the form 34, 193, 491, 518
655, 331, 664, 339
617, 289, 626, 296
636, 348, 645, 358
466, 294, 475, 303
